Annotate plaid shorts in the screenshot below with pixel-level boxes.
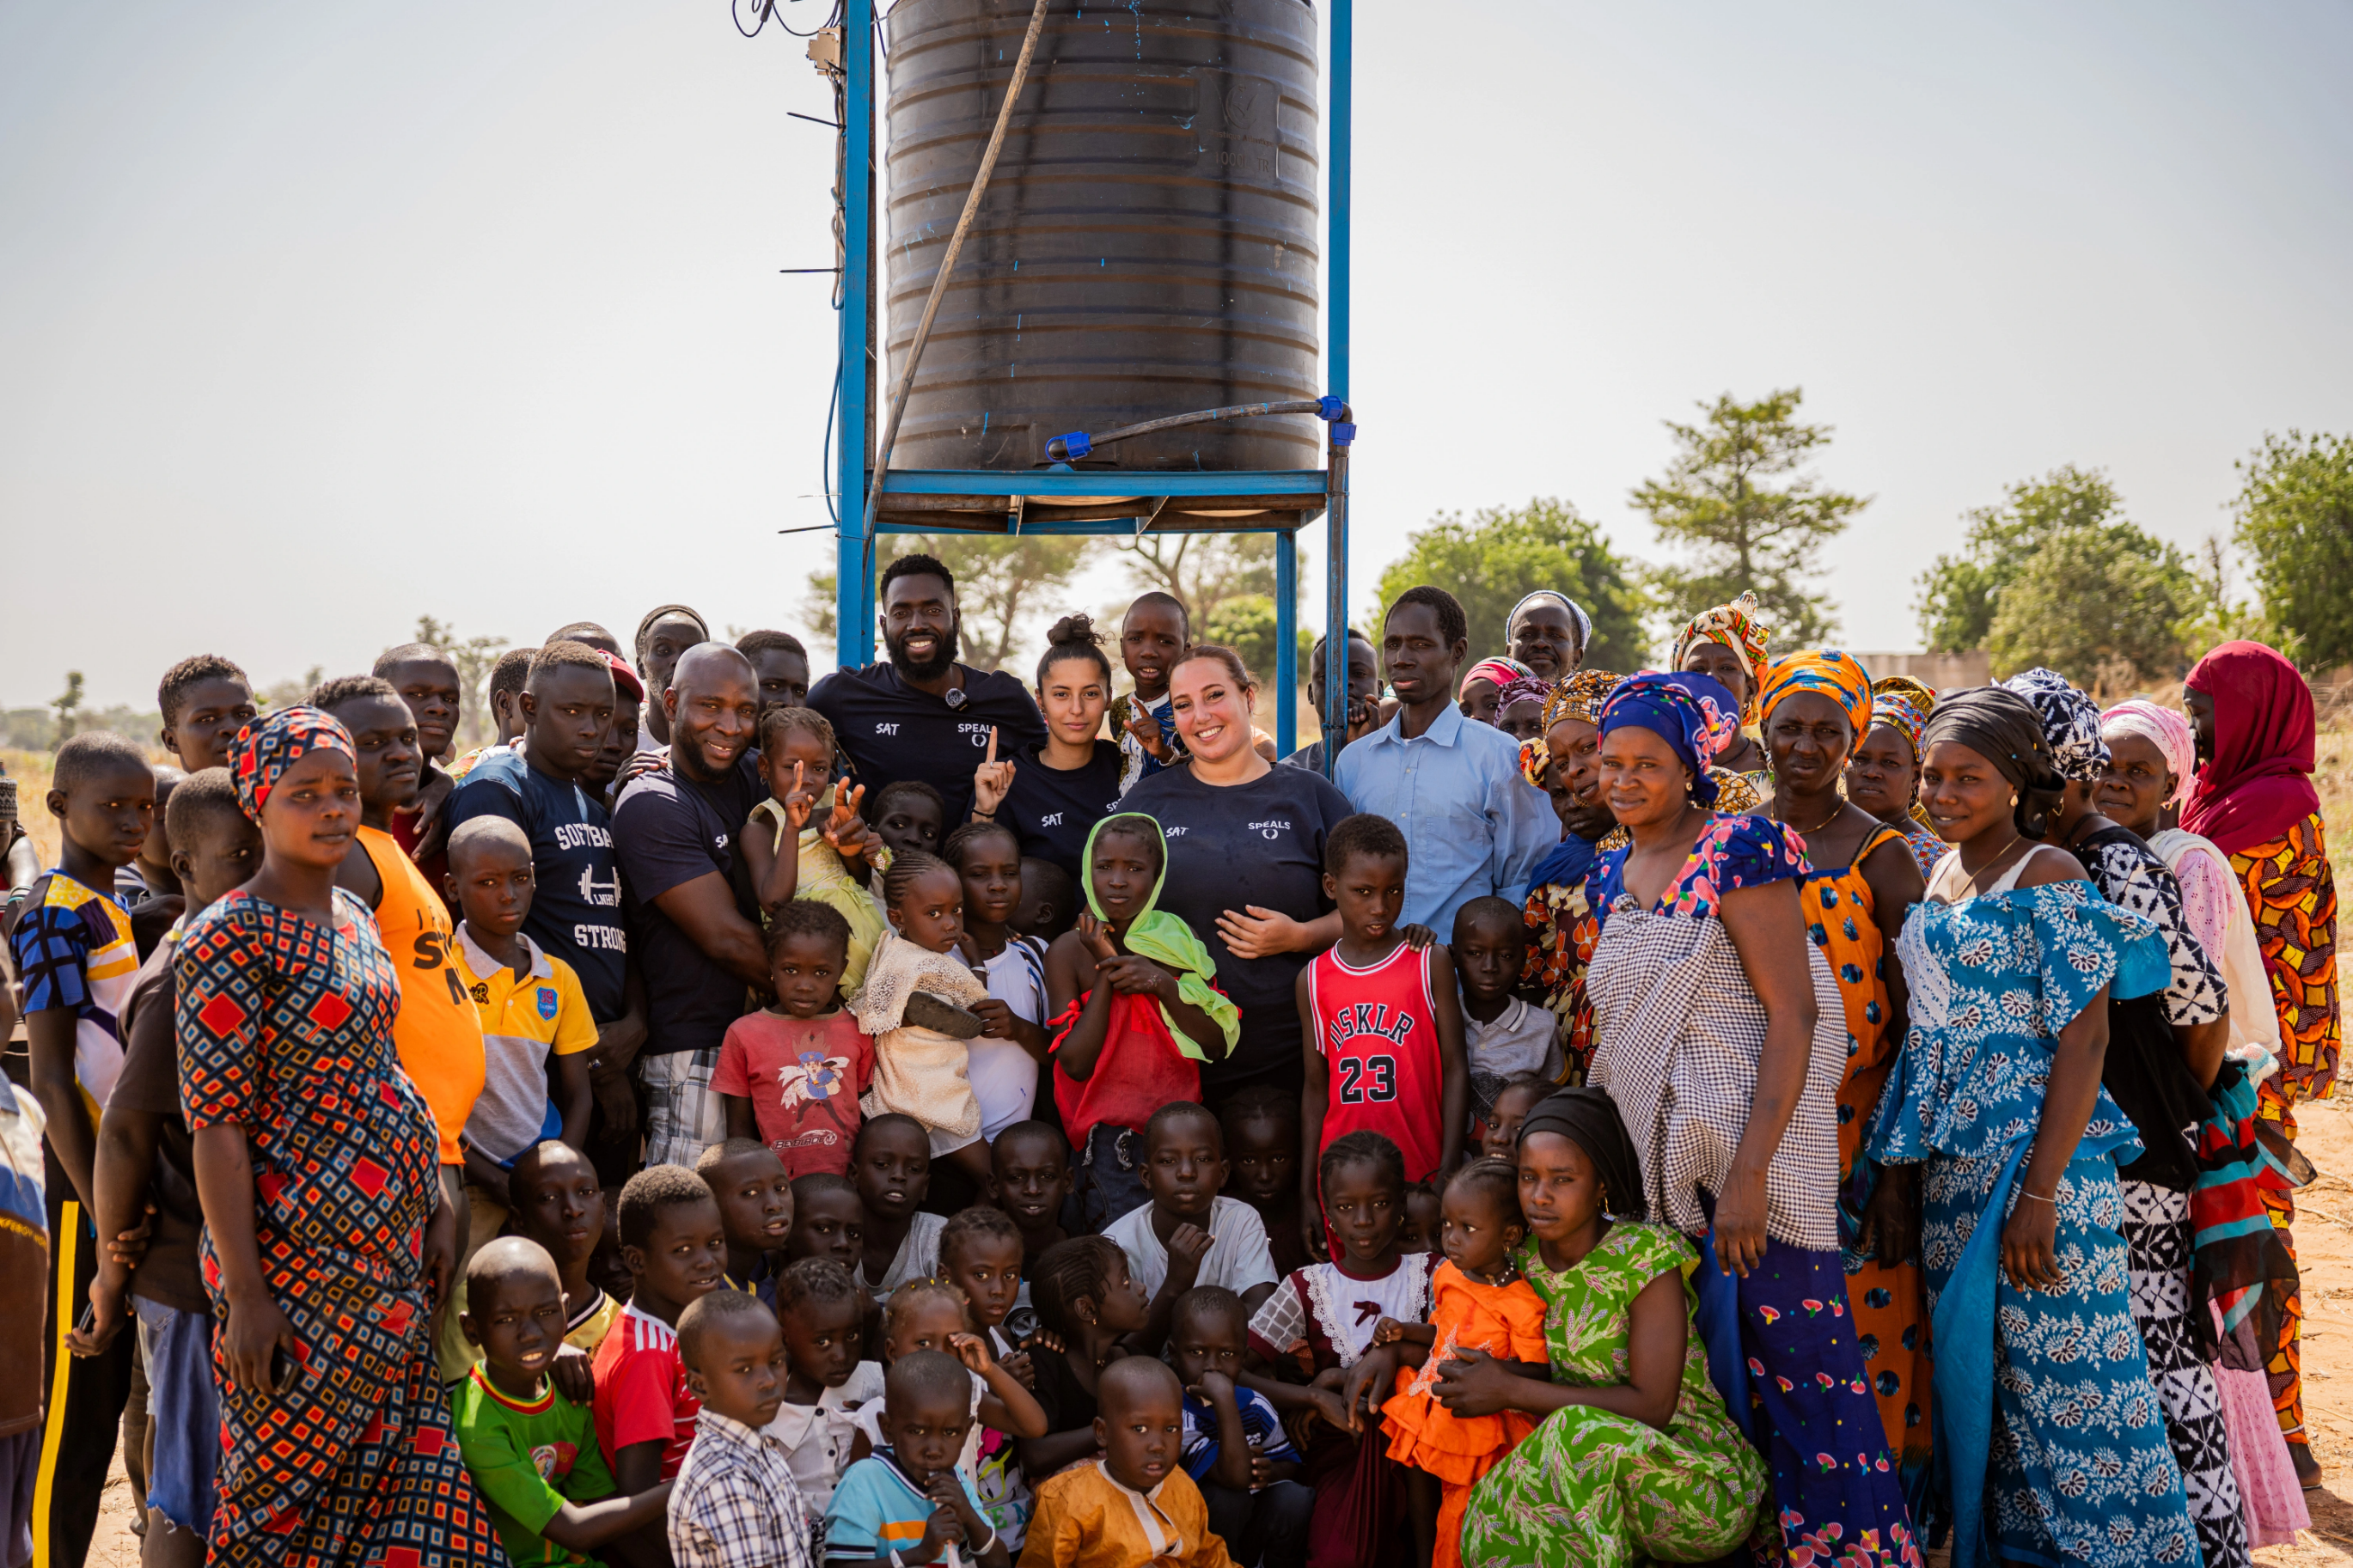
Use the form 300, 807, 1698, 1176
639, 1047, 724, 1170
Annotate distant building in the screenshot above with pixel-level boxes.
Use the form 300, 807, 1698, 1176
1846, 650, 1989, 693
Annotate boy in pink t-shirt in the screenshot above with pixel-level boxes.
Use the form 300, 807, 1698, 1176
715, 902, 875, 1177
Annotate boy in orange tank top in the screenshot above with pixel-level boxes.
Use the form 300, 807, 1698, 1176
320, 677, 489, 1305
1295, 815, 1468, 1260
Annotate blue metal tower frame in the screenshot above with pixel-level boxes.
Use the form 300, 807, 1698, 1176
832, 0, 1354, 761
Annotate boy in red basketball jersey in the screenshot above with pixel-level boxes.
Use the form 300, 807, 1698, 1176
1294, 814, 1467, 1258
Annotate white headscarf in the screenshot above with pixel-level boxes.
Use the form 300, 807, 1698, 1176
1507, 591, 1592, 661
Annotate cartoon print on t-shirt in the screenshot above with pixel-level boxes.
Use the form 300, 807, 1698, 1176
777, 1049, 854, 1108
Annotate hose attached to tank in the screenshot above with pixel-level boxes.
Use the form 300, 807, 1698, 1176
858, 0, 1054, 546
1042, 397, 1353, 462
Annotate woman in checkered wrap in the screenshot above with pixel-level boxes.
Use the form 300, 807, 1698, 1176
1582, 672, 1923, 1565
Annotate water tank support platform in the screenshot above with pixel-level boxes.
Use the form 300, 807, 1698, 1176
871, 467, 1328, 534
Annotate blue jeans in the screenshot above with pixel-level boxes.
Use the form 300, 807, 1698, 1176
134, 1298, 219, 1537
1066, 1123, 1152, 1233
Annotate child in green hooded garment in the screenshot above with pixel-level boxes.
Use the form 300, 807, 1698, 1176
1043, 813, 1241, 1230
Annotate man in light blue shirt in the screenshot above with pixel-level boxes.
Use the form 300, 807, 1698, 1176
1335, 586, 1557, 934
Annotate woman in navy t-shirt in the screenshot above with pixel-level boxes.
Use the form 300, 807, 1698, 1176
1123, 644, 1353, 1103
972, 615, 1124, 883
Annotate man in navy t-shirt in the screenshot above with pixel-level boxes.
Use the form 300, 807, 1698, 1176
444, 643, 649, 1174
808, 553, 1046, 828
611, 643, 770, 1168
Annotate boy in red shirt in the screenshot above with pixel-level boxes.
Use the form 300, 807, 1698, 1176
1295, 815, 1468, 1255
715, 901, 873, 1177
592, 1165, 727, 1485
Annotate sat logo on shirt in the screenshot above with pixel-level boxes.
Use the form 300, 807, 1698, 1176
536, 986, 559, 1021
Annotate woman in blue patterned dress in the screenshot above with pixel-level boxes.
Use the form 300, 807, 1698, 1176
1583, 671, 1922, 1566
1867, 687, 2201, 1567
180, 708, 504, 1568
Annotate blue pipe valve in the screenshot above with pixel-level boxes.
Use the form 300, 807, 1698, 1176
1045, 430, 1091, 461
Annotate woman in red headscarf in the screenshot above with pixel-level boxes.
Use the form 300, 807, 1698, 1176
2184, 640, 2338, 1488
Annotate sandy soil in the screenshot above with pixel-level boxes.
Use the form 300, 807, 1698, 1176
2253, 1092, 2353, 1565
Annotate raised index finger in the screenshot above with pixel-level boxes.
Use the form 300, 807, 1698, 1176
987, 726, 998, 764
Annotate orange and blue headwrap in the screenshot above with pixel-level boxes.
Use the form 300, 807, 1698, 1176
1757, 650, 1873, 740
1597, 671, 1742, 807
1867, 676, 1934, 762
230, 705, 356, 823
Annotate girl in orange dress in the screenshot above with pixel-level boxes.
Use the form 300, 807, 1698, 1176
1377, 1159, 1550, 1568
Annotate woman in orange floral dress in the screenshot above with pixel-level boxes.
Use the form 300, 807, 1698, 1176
2184, 640, 2341, 1488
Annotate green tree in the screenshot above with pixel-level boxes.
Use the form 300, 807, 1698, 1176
409, 615, 509, 747
1119, 533, 1274, 631
1984, 522, 2197, 689
1201, 591, 1314, 687
1916, 467, 2124, 653
1630, 388, 1865, 644
803, 534, 1093, 673
1372, 497, 1649, 669
2234, 430, 2353, 665
259, 666, 325, 712
52, 671, 83, 745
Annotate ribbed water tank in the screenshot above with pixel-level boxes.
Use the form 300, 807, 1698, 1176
882, 0, 1321, 473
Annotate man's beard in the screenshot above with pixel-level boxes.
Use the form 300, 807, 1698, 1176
887, 618, 959, 682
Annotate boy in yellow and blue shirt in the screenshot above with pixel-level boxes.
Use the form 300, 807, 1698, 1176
10, 729, 151, 1565
438, 815, 598, 1379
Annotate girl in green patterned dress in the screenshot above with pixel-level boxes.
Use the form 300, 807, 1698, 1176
1449, 1089, 1764, 1567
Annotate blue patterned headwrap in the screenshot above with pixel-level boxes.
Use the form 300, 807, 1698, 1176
1596, 671, 1743, 807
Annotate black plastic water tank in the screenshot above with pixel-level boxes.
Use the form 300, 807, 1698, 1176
883, 0, 1321, 473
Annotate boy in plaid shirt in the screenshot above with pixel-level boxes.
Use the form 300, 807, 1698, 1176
666, 1289, 816, 1568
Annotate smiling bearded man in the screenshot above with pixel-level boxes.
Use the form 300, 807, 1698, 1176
805, 552, 1047, 828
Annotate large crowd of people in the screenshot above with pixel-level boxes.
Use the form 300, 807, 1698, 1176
0, 553, 2334, 1568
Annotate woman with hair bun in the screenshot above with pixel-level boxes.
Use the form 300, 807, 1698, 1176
1867, 686, 2203, 1567
969, 613, 1124, 883
1123, 644, 1356, 1107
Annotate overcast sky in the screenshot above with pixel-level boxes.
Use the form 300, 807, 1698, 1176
4, 0, 2349, 710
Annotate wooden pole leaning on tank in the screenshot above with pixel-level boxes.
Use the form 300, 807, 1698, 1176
858, 0, 1054, 546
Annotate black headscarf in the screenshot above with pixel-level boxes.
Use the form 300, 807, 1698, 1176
1919, 686, 2068, 839
1519, 1088, 1646, 1220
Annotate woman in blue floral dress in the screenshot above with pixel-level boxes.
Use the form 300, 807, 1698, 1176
180, 708, 504, 1568
1867, 687, 2201, 1567
1582, 671, 1922, 1566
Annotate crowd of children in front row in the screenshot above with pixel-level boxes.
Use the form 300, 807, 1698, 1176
447, 1094, 1699, 1568
412, 780, 1749, 1568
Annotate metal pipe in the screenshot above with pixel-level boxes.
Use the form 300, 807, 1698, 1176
1323, 0, 1353, 778
1276, 530, 1298, 757
857, 0, 1054, 550
835, 0, 877, 669
1323, 417, 1352, 778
